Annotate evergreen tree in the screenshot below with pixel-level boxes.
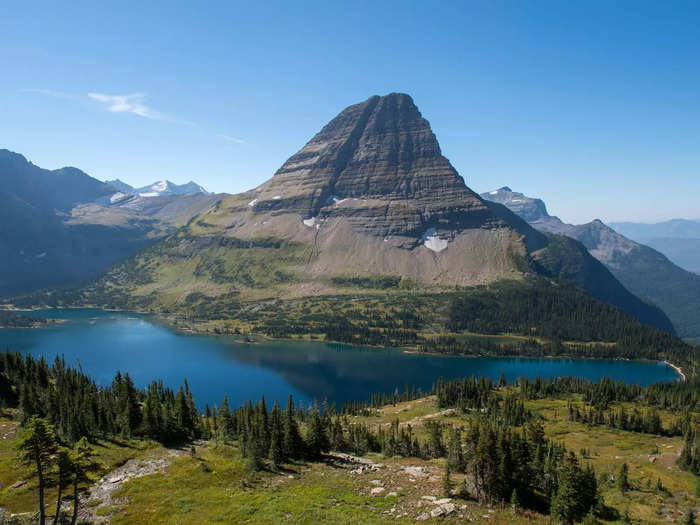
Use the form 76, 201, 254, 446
510, 488, 521, 511
617, 462, 630, 492
70, 437, 100, 525
447, 426, 464, 472
53, 448, 74, 525
269, 400, 284, 468
218, 396, 232, 440
17, 416, 58, 525
283, 395, 303, 459
425, 421, 445, 458
550, 452, 597, 525
245, 431, 262, 472
442, 464, 453, 497
305, 409, 329, 459
498, 371, 506, 388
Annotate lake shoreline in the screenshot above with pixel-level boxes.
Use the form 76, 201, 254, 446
153, 313, 690, 383
8, 306, 688, 383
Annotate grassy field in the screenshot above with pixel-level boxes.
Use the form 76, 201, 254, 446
0, 411, 160, 517
0, 391, 697, 524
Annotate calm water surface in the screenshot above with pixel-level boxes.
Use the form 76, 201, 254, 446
0, 309, 680, 408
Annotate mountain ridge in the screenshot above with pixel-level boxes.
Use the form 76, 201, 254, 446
44, 93, 672, 333
0, 149, 225, 297
482, 186, 700, 342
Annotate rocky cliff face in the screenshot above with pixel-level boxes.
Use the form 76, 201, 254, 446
245, 93, 495, 243
482, 187, 550, 223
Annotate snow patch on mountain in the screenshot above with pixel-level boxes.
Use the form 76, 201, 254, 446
422, 228, 448, 252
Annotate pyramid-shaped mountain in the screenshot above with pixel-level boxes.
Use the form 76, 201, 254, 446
75, 93, 672, 332
210, 93, 541, 281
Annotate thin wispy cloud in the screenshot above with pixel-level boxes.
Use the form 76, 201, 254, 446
218, 134, 246, 145
22, 88, 244, 144
88, 92, 161, 119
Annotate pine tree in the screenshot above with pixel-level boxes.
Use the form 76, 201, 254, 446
305, 410, 329, 459
447, 427, 464, 472
551, 452, 589, 525
17, 416, 58, 525
442, 464, 453, 497
53, 448, 74, 525
656, 476, 664, 492
245, 431, 261, 472
70, 437, 100, 525
283, 395, 303, 459
426, 421, 445, 458
269, 400, 284, 468
218, 396, 232, 440
617, 462, 630, 492
510, 488, 521, 511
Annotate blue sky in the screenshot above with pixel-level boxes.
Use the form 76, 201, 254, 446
1, 1, 699, 223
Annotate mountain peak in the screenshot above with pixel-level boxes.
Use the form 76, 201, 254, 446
133, 179, 208, 197
251, 93, 482, 232
481, 187, 550, 222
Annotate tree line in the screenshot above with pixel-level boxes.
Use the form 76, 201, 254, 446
3, 349, 698, 524
1, 351, 202, 445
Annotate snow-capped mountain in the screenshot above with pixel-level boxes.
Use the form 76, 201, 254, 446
105, 179, 209, 198
133, 180, 208, 197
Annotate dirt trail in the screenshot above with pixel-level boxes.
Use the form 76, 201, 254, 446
79, 450, 183, 524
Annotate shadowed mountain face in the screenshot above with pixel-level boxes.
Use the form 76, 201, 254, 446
0, 149, 225, 298
482, 187, 700, 342
69, 94, 672, 333
0, 149, 115, 212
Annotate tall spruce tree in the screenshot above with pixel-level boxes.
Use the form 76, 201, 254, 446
70, 437, 100, 525
269, 400, 284, 468
53, 448, 74, 525
550, 452, 582, 525
447, 426, 465, 472
305, 409, 329, 459
283, 395, 303, 459
17, 416, 58, 525
617, 462, 630, 492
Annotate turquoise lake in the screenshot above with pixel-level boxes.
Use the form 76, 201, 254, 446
0, 309, 680, 408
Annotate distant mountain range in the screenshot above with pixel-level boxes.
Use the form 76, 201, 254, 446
482, 187, 700, 343
609, 219, 700, 275
0, 149, 224, 298
51, 93, 673, 334
106, 179, 209, 198
610, 219, 700, 240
